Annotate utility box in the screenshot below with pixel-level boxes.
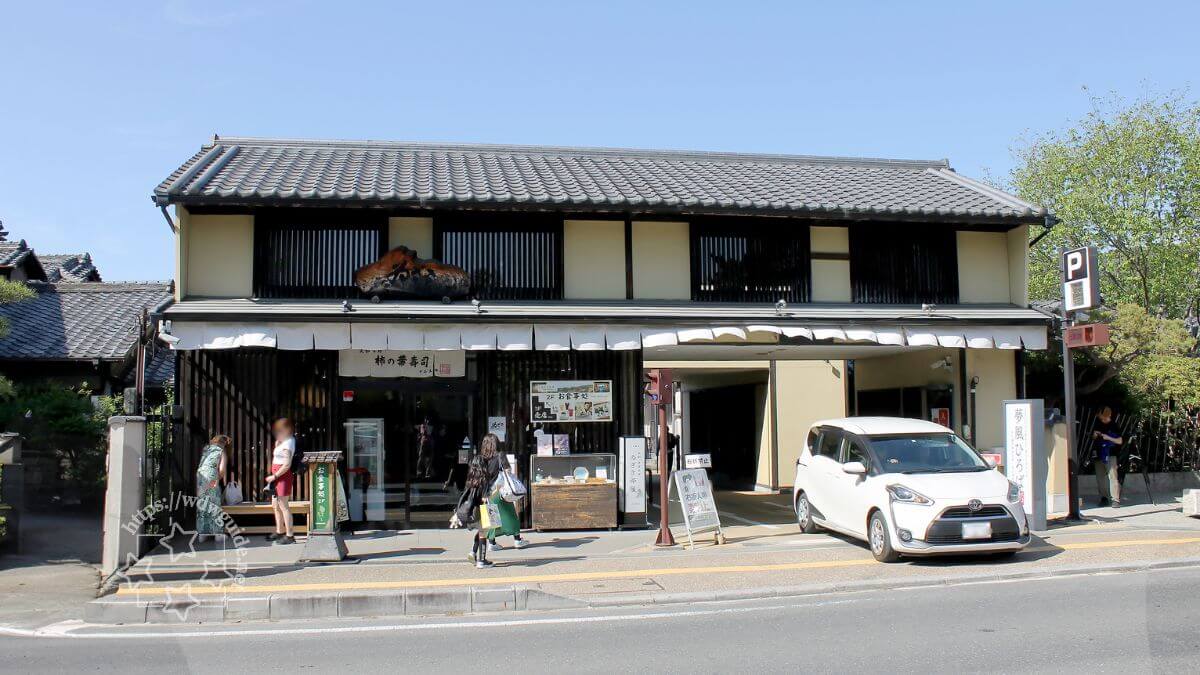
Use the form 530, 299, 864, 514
1184, 490, 1200, 518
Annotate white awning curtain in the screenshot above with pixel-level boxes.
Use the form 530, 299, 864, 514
163, 321, 1049, 352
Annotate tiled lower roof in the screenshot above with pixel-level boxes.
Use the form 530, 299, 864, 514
154, 136, 1048, 223
141, 347, 175, 385
0, 282, 173, 360
0, 240, 33, 267
40, 254, 101, 283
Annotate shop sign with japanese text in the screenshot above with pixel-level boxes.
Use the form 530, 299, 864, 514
530, 380, 613, 422
338, 350, 465, 378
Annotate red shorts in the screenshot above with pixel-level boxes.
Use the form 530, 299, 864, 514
271, 464, 294, 498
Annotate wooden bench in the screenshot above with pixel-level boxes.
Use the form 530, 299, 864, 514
222, 501, 310, 534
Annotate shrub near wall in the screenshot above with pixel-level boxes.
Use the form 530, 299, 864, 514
0, 385, 120, 507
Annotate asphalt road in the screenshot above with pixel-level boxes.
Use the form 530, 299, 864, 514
4, 565, 1199, 674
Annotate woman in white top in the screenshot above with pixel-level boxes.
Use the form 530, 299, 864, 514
265, 418, 297, 545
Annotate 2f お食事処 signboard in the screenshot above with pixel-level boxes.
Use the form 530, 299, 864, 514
530, 380, 613, 422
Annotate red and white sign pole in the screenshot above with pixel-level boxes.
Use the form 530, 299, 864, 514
647, 369, 676, 547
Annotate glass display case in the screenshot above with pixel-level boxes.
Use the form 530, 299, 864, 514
529, 453, 618, 530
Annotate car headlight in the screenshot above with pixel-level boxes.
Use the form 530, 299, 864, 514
886, 484, 933, 505
1007, 481, 1021, 503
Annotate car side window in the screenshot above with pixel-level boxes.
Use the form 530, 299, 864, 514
843, 438, 869, 467
807, 428, 821, 455
816, 430, 842, 458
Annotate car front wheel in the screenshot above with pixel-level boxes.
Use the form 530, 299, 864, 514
869, 511, 900, 563
796, 492, 818, 534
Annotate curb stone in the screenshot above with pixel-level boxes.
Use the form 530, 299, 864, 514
84, 556, 1200, 625
84, 587, 585, 625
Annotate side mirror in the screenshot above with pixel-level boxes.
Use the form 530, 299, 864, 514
842, 461, 867, 475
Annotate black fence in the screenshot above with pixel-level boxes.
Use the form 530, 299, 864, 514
143, 402, 187, 537
253, 218, 387, 299
1077, 405, 1200, 473
435, 220, 564, 301
176, 349, 341, 504
690, 221, 811, 303
848, 225, 959, 304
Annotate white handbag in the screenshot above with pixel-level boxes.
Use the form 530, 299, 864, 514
496, 470, 527, 503
222, 481, 243, 506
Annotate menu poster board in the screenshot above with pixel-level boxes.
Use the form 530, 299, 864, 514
537, 433, 571, 456
673, 468, 721, 533
530, 380, 613, 422
487, 416, 507, 442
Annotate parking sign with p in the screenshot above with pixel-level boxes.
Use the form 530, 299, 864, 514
1062, 246, 1099, 312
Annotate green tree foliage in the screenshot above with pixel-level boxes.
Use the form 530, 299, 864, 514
0, 278, 35, 397
1010, 93, 1200, 410
1075, 303, 1199, 399
0, 277, 34, 306
1011, 93, 1200, 318
0, 384, 121, 503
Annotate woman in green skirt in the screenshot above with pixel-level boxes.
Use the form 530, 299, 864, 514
478, 433, 526, 551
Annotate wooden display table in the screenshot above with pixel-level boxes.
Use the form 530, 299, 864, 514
222, 501, 310, 534
530, 482, 617, 531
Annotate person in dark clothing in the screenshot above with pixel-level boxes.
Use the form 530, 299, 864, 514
453, 454, 495, 568
1092, 406, 1124, 507
415, 417, 435, 479
479, 433, 526, 552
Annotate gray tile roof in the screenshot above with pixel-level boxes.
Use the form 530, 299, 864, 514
141, 347, 175, 386
154, 136, 1047, 223
39, 253, 101, 283
0, 240, 33, 267
0, 283, 173, 361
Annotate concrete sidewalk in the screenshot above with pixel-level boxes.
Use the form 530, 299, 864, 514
82, 492, 1200, 626
0, 511, 101, 630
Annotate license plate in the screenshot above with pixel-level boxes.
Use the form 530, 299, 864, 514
962, 522, 992, 540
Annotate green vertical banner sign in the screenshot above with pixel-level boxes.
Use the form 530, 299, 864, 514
299, 451, 348, 562
311, 462, 334, 533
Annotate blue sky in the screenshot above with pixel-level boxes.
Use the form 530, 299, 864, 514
1, 1, 1196, 281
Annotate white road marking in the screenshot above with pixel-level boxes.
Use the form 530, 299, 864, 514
0, 599, 857, 641
717, 511, 781, 529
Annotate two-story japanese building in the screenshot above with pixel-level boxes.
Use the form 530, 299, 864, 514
152, 136, 1051, 529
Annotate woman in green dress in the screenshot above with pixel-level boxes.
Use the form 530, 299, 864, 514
479, 433, 525, 551
195, 434, 231, 539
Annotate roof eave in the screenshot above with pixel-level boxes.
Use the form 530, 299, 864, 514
158, 194, 1045, 227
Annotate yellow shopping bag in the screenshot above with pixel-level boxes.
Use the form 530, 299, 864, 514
479, 502, 501, 530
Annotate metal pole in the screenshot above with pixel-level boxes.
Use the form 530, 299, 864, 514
1062, 311, 1081, 520
654, 401, 675, 546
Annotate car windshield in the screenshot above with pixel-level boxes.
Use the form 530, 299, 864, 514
868, 433, 989, 474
